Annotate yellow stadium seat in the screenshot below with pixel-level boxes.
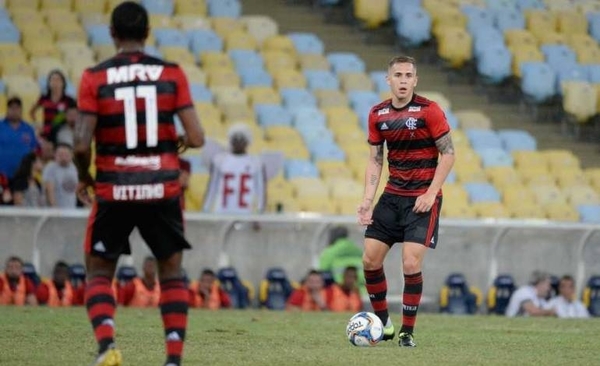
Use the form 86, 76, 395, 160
318, 161, 354, 182
422, 0, 453, 14
432, 7, 467, 40
263, 125, 302, 142
577, 1, 600, 15
454, 162, 487, 183
241, 15, 279, 46
270, 141, 310, 160
175, 0, 207, 16
530, 183, 566, 206
575, 47, 600, 65
1, 62, 35, 78
508, 202, 545, 219
194, 102, 222, 124
45, 10, 79, 27
199, 51, 234, 71
472, 202, 510, 219
505, 29, 538, 50
451, 129, 470, 148
7, 0, 40, 10
585, 168, 600, 190
268, 195, 300, 213
511, 45, 545, 77
567, 34, 598, 52
30, 57, 67, 79
0, 43, 26, 59
518, 166, 555, 186
441, 200, 477, 219
543, 0, 572, 11
106, 0, 136, 12
419, 91, 451, 111
329, 178, 363, 201
299, 197, 337, 214
173, 15, 211, 30
245, 86, 281, 106
536, 31, 567, 46
485, 166, 522, 190
554, 167, 587, 189
75, 0, 106, 14
557, 11, 588, 35
502, 184, 537, 206
455, 146, 482, 166
442, 183, 469, 202
333, 125, 364, 144
525, 10, 557, 39
353, 0, 390, 29
21, 22, 53, 41
545, 202, 579, 222
58, 41, 95, 59
92, 44, 114, 62
225, 31, 258, 52
268, 178, 294, 200
379, 91, 390, 100
55, 27, 88, 43
337, 199, 359, 215
187, 172, 209, 209
180, 63, 207, 85
297, 54, 330, 71
290, 177, 329, 198
272, 69, 306, 89
324, 106, 360, 128
221, 104, 254, 123
314, 89, 349, 108
262, 35, 296, 55
437, 26, 472, 68
454, 110, 492, 129
213, 87, 248, 108
263, 50, 297, 73
4, 75, 40, 99
160, 46, 195, 65
207, 68, 241, 89
211, 17, 245, 39
79, 12, 109, 27
149, 14, 173, 29
562, 81, 597, 123
339, 72, 374, 92
564, 185, 600, 206
512, 150, 547, 170
542, 149, 581, 170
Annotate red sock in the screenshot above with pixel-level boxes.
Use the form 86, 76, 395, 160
364, 267, 389, 325
160, 279, 189, 366
401, 272, 423, 334
85, 276, 116, 354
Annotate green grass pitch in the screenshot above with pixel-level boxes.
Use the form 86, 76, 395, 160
1, 307, 599, 366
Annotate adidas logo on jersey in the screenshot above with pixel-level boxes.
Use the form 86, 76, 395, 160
380, 122, 389, 130
378, 108, 390, 116
93, 241, 106, 253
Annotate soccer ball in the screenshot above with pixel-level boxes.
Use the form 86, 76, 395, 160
345, 312, 384, 347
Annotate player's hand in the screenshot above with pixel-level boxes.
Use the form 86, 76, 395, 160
357, 199, 374, 226
413, 192, 437, 213
77, 182, 94, 207
177, 135, 188, 154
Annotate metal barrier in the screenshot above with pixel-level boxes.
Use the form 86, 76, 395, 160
1, 208, 599, 302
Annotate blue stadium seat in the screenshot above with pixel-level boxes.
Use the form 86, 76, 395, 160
354, 103, 372, 131
69, 263, 86, 288
255, 104, 292, 127
395, 6, 432, 47
310, 143, 346, 161
370, 71, 388, 93
445, 109, 459, 130
390, 0, 422, 19
541, 45, 577, 74
466, 129, 503, 150
229, 50, 264, 72
584, 275, 600, 316
556, 64, 589, 94
217, 267, 251, 309
0, 21, 20, 43
587, 65, 600, 84
207, 0, 242, 18
304, 70, 340, 90
487, 274, 516, 315
259, 267, 295, 310
284, 159, 320, 179
473, 26, 506, 59
188, 29, 223, 55
144, 45, 162, 58
141, 0, 174, 15
476, 147, 514, 168
520, 62, 557, 103
486, 0, 518, 12
446, 170, 457, 184
292, 107, 327, 128
477, 44, 512, 84
298, 124, 335, 145
153, 28, 188, 48
280, 88, 318, 109
516, 0, 545, 11
240, 68, 273, 87
190, 83, 213, 102
22, 263, 41, 287
589, 13, 600, 43
497, 129, 537, 152
326, 52, 366, 74
288, 32, 325, 55
578, 205, 600, 224
347, 90, 381, 109
116, 266, 137, 284
493, 7, 525, 31
439, 273, 479, 315
87, 25, 112, 45
464, 182, 501, 202
462, 5, 494, 35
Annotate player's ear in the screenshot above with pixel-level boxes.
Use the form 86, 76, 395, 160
414, 75, 418, 88
143, 27, 150, 41
385, 72, 391, 86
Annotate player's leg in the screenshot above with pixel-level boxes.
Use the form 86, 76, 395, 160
137, 199, 191, 366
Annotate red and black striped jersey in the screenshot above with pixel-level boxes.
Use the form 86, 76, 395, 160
368, 94, 450, 197
78, 51, 193, 202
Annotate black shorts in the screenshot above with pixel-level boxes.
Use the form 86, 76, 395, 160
84, 197, 191, 260
364, 193, 442, 248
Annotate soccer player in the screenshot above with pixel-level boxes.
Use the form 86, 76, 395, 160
118, 256, 160, 308
36, 261, 75, 307
357, 56, 455, 347
73, 2, 204, 366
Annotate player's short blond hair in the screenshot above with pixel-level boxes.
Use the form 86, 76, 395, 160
388, 55, 417, 73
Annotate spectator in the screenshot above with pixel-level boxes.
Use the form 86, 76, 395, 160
69, 263, 86, 306
547, 275, 590, 319
0, 173, 11, 205
29, 69, 76, 144
0, 256, 37, 305
42, 143, 78, 208
189, 269, 231, 309
286, 270, 330, 311
0, 97, 39, 180
179, 158, 191, 209
36, 261, 76, 307
318, 226, 363, 285
11, 153, 45, 207
505, 271, 556, 317
118, 257, 160, 308
55, 105, 77, 147
328, 266, 363, 313
203, 123, 267, 214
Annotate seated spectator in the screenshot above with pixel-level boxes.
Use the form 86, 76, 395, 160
0, 256, 37, 305
0, 173, 11, 205
118, 257, 160, 308
286, 270, 330, 311
318, 226, 363, 285
505, 271, 556, 317
0, 97, 39, 181
55, 105, 77, 147
42, 143, 78, 208
189, 269, 231, 309
328, 266, 363, 313
547, 275, 590, 319
36, 261, 78, 307
11, 153, 45, 207
69, 263, 86, 306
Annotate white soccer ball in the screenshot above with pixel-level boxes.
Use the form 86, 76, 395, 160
346, 311, 384, 347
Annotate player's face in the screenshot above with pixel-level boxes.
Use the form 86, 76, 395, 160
387, 62, 418, 103
5, 260, 22, 279
559, 279, 575, 300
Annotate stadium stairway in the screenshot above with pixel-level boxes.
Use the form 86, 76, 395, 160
245, 0, 599, 168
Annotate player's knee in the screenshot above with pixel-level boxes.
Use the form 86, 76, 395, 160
362, 254, 383, 271
402, 256, 421, 274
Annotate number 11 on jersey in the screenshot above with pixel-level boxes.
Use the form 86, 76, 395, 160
115, 85, 159, 149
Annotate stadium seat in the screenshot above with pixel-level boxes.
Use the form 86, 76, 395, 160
339, 72, 374, 92
116, 266, 138, 284
583, 275, 600, 316
173, 14, 211, 30
476, 44, 512, 84
315, 89, 349, 109
263, 50, 297, 73
189, 29, 223, 55
420, 91, 452, 112
494, 7, 526, 32
508, 201, 545, 219
562, 81, 597, 123
476, 148, 514, 168
472, 202, 510, 218
240, 68, 273, 88
394, 5, 431, 46
564, 185, 600, 207
462, 5, 494, 35
153, 28, 188, 48
466, 129, 503, 150
497, 129, 537, 152
246, 86, 281, 106
441, 200, 477, 219
309, 143, 346, 162
327, 52, 366, 75
554, 167, 587, 189
213, 87, 248, 108
347, 90, 380, 109
288, 32, 324, 55
259, 267, 296, 310
298, 53, 330, 71
160, 46, 195, 64
541, 44, 577, 73
229, 49, 264, 73
520, 62, 557, 102
464, 182, 501, 203
175, 0, 207, 16
217, 267, 251, 309
512, 150, 547, 170
439, 273, 480, 315
352, 0, 389, 29
284, 159, 319, 179
242, 15, 278, 45
526, 10, 557, 39
255, 104, 292, 127
324, 106, 360, 129
578, 205, 600, 224
22, 263, 41, 287
280, 88, 317, 109
225, 30, 258, 52
299, 196, 337, 214
437, 26, 473, 68
542, 149, 581, 170
292, 107, 327, 128
545, 202, 579, 222
518, 166, 555, 186
487, 274, 516, 315
531, 183, 566, 206
454, 110, 492, 129
207, 0, 242, 18
207, 68, 240, 89
142, 0, 174, 15
485, 166, 521, 190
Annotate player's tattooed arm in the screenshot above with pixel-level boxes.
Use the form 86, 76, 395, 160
435, 133, 455, 155
374, 144, 384, 166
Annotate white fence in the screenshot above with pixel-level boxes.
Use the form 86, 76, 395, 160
1, 208, 599, 304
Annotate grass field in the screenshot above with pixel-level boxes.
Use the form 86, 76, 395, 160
1, 307, 599, 366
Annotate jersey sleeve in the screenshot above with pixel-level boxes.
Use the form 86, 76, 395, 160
77, 69, 98, 114
367, 108, 383, 145
426, 102, 450, 140
174, 66, 193, 111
